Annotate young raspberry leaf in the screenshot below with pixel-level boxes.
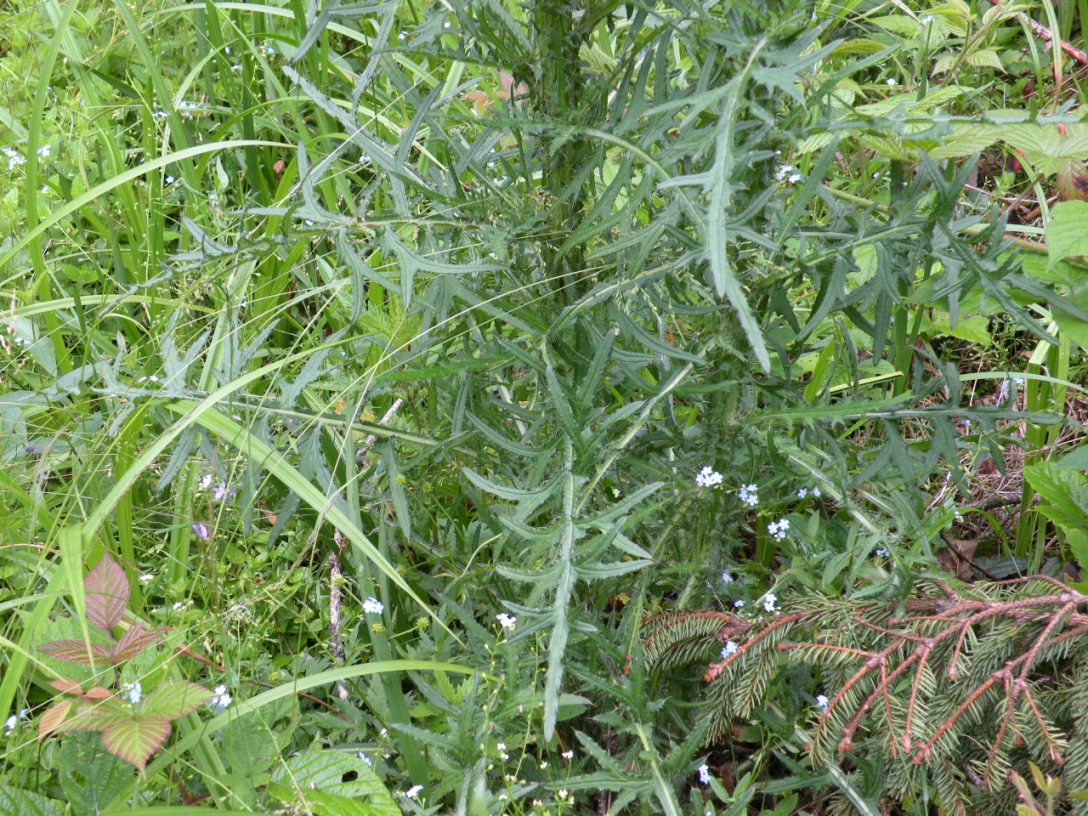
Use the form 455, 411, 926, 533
38, 700, 75, 739
101, 716, 171, 770
140, 680, 213, 720
110, 624, 158, 663
48, 679, 83, 696
59, 699, 128, 733
84, 552, 129, 632
39, 639, 112, 665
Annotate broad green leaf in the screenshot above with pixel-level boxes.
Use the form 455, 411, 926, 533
58, 733, 131, 816
0, 787, 63, 816
1047, 201, 1088, 268
140, 681, 212, 720
269, 751, 399, 816
83, 552, 127, 633
101, 716, 171, 770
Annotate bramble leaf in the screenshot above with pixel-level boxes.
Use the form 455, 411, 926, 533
38, 700, 74, 739
110, 624, 158, 663
83, 552, 128, 632
38, 640, 110, 665
48, 679, 83, 696
141, 681, 212, 720
100, 716, 171, 770
57, 700, 128, 733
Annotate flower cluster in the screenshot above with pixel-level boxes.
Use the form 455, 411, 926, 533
720, 640, 738, 658
815, 694, 829, 711
695, 466, 723, 488
198, 473, 235, 502
123, 681, 142, 705
774, 163, 803, 184
209, 684, 232, 711
697, 763, 711, 784
496, 612, 517, 631
363, 597, 384, 615
767, 518, 789, 541
737, 483, 758, 507
3, 147, 25, 171
761, 592, 778, 613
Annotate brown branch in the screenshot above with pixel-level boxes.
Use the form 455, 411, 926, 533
987, 0, 1088, 67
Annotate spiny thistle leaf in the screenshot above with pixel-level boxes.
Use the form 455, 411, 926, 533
140, 681, 212, 720
83, 552, 128, 633
100, 716, 170, 770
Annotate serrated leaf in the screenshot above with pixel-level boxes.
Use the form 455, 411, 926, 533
141, 681, 213, 720
38, 700, 74, 738
38, 639, 108, 665
574, 559, 652, 581
49, 679, 83, 696
83, 687, 114, 700
110, 624, 158, 663
1046, 201, 1088, 268
100, 716, 171, 770
462, 467, 555, 501
84, 552, 128, 632
0, 786, 63, 816
58, 700, 129, 733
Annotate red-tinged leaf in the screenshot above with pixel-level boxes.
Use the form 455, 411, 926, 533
110, 623, 158, 663
83, 687, 114, 700
38, 700, 74, 738
100, 716, 171, 770
59, 699, 128, 733
39, 640, 99, 665
140, 681, 213, 720
84, 552, 129, 632
49, 679, 84, 696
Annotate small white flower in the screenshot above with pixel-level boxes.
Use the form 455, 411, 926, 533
36, 144, 51, 159
721, 570, 733, 584
733, 599, 745, 609
816, 694, 830, 711
812, 486, 821, 498
920, 15, 934, 25
762, 592, 778, 613
721, 640, 738, 658
767, 519, 789, 541
496, 612, 517, 631
496, 742, 506, 751
695, 466, 723, 488
398, 31, 407, 41
124, 681, 142, 705
796, 488, 808, 499
209, 684, 232, 710
561, 749, 574, 760
697, 763, 710, 784
774, 163, 793, 181
405, 784, 423, 799
4, 715, 17, 735
738, 483, 759, 507
363, 597, 384, 615
539, 760, 548, 769
557, 789, 570, 800
3, 148, 26, 170
138, 573, 154, 583
886, 78, 897, 86
152, 109, 168, 120
198, 473, 214, 490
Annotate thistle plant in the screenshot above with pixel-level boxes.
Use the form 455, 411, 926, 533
37, 552, 213, 770
645, 577, 1088, 814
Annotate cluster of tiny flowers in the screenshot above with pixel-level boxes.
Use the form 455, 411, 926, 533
496, 612, 517, 631
761, 592, 778, 613
177, 100, 201, 119
3, 147, 25, 170
210, 684, 232, 711
721, 570, 733, 584
561, 749, 574, 760
695, 466, 723, 488
720, 640, 738, 658
697, 763, 711, 784
767, 518, 789, 541
124, 681, 142, 705
737, 483, 758, 507
815, 694, 830, 711
797, 486, 822, 499
774, 163, 803, 184
257, 42, 277, 56
497, 741, 509, 760
363, 597, 384, 615
874, 547, 889, 557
